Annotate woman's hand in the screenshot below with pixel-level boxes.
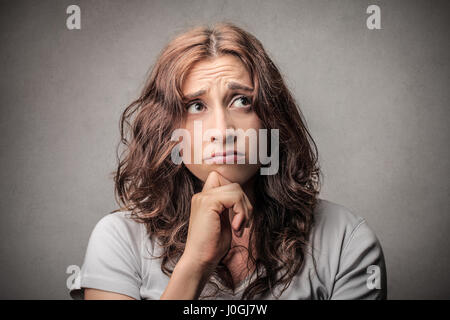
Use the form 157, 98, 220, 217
182, 170, 253, 271
161, 170, 253, 299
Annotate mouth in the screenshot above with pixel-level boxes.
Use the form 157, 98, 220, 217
203, 150, 246, 164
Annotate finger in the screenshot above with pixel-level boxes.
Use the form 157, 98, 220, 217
231, 197, 248, 233
205, 182, 241, 194
242, 193, 253, 228
216, 172, 233, 186
231, 197, 246, 231
232, 193, 251, 238
202, 171, 222, 192
219, 179, 252, 229
228, 190, 251, 231
209, 184, 251, 230
215, 191, 246, 217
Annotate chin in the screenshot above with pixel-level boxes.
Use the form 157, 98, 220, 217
185, 164, 260, 185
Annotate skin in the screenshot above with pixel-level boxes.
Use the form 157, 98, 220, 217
181, 54, 263, 185
178, 53, 262, 287
86, 54, 261, 299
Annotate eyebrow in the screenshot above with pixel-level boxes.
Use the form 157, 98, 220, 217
227, 81, 254, 92
183, 81, 254, 100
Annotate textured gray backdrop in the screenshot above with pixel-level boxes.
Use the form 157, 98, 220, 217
0, 0, 449, 299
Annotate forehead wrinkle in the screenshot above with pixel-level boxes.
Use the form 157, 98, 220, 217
189, 66, 242, 81
188, 68, 249, 88
187, 76, 248, 97
183, 59, 251, 96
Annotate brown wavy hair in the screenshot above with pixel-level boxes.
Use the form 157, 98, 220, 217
110, 22, 322, 299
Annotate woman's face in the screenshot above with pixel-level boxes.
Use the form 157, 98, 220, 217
180, 54, 262, 184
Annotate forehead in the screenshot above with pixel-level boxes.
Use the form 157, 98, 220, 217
182, 55, 252, 93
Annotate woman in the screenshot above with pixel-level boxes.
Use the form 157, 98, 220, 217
70, 22, 387, 300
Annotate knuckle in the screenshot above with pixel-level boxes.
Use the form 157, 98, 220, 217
192, 193, 202, 203
231, 182, 240, 189
208, 171, 219, 179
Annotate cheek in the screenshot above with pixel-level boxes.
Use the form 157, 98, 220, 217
239, 113, 263, 130
181, 122, 202, 155
237, 114, 263, 144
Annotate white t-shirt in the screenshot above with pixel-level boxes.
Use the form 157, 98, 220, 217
69, 198, 387, 299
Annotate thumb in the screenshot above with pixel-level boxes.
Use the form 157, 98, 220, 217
201, 171, 221, 192
216, 172, 233, 186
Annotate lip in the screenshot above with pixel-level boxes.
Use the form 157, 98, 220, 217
204, 150, 246, 164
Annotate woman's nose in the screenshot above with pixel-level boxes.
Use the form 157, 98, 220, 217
209, 107, 235, 144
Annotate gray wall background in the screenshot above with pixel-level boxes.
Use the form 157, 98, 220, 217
0, 0, 449, 299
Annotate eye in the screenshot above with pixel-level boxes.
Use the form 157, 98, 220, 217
186, 101, 205, 114
232, 96, 251, 109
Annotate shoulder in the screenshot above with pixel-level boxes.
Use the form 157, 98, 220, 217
310, 198, 382, 259
93, 211, 144, 238
308, 198, 387, 299
312, 198, 369, 245
69, 211, 147, 300
94, 210, 140, 229
86, 211, 147, 262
